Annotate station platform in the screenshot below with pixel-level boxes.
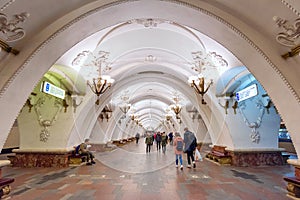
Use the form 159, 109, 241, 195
0, 141, 295, 200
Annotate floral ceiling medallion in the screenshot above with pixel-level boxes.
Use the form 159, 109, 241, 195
0, 12, 29, 42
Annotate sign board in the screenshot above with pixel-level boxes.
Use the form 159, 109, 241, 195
236, 84, 258, 102
41, 81, 65, 99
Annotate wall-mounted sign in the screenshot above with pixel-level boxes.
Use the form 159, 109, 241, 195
41, 81, 65, 99
236, 84, 258, 102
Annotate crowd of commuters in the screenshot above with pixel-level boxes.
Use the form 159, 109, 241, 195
143, 127, 199, 169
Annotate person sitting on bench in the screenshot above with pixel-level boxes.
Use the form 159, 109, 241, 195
78, 139, 96, 165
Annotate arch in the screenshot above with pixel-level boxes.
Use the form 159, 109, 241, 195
0, 0, 298, 155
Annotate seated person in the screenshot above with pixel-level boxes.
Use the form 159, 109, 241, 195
78, 139, 96, 165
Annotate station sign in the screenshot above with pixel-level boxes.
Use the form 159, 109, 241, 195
236, 84, 258, 102
41, 81, 65, 99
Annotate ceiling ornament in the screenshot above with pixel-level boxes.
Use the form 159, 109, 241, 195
0, 12, 29, 42
273, 16, 300, 59
145, 55, 156, 62
273, 16, 300, 47
131, 18, 165, 28
191, 51, 228, 74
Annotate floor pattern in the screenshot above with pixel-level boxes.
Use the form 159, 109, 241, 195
0, 141, 295, 200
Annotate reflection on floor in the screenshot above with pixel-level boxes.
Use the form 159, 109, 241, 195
0, 140, 294, 200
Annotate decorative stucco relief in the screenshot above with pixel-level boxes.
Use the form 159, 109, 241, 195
0, 12, 29, 42
34, 97, 63, 142
238, 100, 266, 144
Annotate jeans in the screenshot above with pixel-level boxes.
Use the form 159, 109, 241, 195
186, 150, 195, 165
146, 144, 151, 153
176, 154, 183, 165
156, 141, 161, 150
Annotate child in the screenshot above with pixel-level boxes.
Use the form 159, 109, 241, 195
173, 132, 184, 170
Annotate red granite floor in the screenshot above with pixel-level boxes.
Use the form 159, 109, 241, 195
0, 141, 294, 200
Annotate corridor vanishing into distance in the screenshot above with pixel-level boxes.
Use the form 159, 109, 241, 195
1, 140, 293, 200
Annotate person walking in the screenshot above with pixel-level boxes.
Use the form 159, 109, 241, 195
135, 132, 140, 144
183, 127, 197, 168
145, 133, 153, 153
161, 132, 168, 154
168, 132, 174, 145
156, 132, 162, 151
173, 132, 184, 170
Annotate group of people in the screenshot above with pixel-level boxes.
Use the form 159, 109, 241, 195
144, 131, 170, 153
144, 127, 198, 170
77, 127, 199, 169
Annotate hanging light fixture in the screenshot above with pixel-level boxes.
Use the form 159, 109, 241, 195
170, 96, 182, 119
72, 50, 114, 105
119, 94, 131, 115
88, 75, 114, 105
188, 74, 213, 104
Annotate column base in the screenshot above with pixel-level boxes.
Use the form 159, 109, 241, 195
9, 149, 72, 167
228, 149, 284, 167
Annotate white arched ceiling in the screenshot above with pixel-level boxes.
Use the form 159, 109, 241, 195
0, 0, 299, 153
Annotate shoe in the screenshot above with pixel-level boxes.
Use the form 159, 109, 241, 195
180, 165, 183, 170
175, 165, 178, 168
193, 162, 196, 168
86, 162, 92, 166
91, 161, 96, 164
187, 165, 191, 168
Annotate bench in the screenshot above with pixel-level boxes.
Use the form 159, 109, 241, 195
0, 160, 14, 198
0, 178, 14, 198
206, 145, 232, 165
68, 146, 87, 165
284, 176, 300, 197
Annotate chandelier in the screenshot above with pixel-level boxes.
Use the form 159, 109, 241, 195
72, 50, 114, 105
119, 94, 131, 115
188, 74, 213, 104
88, 75, 114, 105
170, 96, 182, 119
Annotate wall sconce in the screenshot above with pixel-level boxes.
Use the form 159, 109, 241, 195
25, 92, 37, 112
119, 103, 131, 115
99, 113, 104, 122
100, 105, 112, 122
71, 95, 83, 113
62, 99, 69, 113
26, 98, 34, 113
232, 101, 238, 114
218, 100, 229, 114
188, 74, 213, 104
165, 113, 172, 121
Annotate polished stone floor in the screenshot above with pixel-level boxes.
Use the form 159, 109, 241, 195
0, 140, 295, 200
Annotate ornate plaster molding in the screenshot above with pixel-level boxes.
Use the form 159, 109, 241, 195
238, 99, 266, 144
0, 12, 29, 42
34, 97, 63, 142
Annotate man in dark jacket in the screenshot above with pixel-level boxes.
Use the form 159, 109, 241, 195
79, 139, 96, 165
183, 127, 197, 168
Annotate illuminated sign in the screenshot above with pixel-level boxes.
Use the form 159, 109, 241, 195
41, 81, 65, 99
236, 84, 258, 102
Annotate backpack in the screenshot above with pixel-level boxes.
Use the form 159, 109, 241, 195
176, 140, 183, 151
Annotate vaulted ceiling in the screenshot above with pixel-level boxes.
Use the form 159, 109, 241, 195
0, 0, 300, 135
